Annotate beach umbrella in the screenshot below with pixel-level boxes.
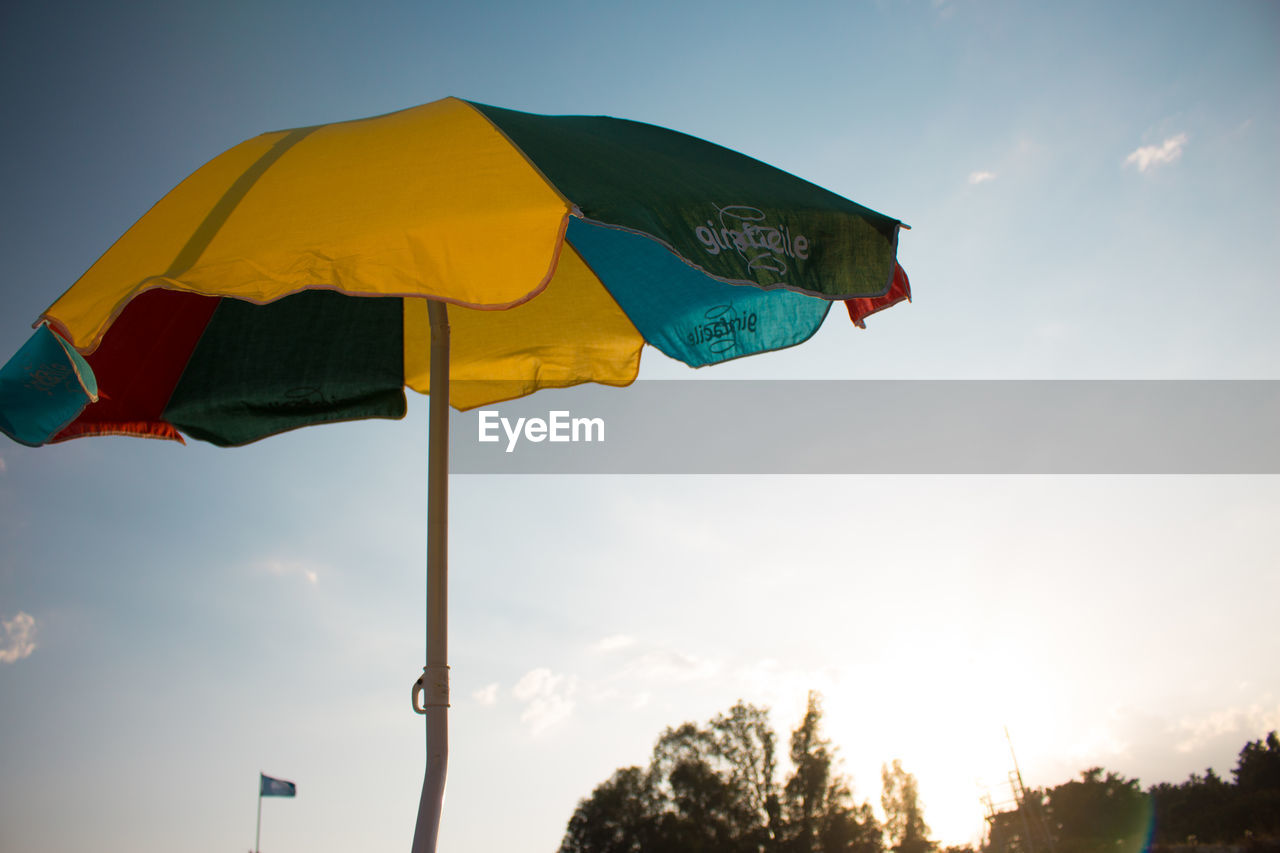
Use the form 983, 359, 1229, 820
0, 96, 910, 851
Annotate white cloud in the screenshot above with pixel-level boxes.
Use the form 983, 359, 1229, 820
582, 639, 726, 711
512, 668, 576, 734
968, 170, 997, 185
1125, 133, 1188, 172
622, 648, 721, 683
472, 683, 499, 706
260, 558, 320, 585
1, 612, 37, 664
1172, 702, 1280, 754
593, 634, 636, 653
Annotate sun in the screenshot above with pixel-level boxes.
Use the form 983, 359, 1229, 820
816, 641, 1066, 848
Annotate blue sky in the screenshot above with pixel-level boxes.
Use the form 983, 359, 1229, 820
1, 1, 1278, 851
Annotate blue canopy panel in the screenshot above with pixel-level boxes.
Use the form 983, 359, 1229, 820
565, 218, 830, 368
0, 326, 97, 446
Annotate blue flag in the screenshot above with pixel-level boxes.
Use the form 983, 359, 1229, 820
260, 773, 296, 797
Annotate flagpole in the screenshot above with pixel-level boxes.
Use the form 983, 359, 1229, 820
254, 781, 262, 853
411, 300, 450, 853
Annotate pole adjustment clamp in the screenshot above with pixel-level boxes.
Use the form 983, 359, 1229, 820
411, 664, 451, 714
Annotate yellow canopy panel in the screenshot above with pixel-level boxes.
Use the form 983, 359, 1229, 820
44, 98, 572, 351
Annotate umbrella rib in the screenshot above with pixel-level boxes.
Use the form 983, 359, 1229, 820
165, 126, 321, 279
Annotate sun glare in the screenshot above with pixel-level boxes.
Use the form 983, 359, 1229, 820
810, 639, 1068, 846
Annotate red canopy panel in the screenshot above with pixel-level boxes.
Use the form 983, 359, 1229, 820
53, 289, 221, 443
846, 263, 910, 329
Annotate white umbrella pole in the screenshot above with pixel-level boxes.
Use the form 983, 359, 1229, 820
411, 300, 450, 853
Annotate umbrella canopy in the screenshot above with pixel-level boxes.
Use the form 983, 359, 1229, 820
0, 96, 907, 448
0, 97, 909, 853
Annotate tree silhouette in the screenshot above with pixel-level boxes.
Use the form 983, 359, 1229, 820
559, 767, 661, 853
558, 695, 880, 853
649, 705, 776, 852
782, 692, 882, 853
1233, 731, 1280, 838
1045, 768, 1150, 853
1148, 767, 1233, 844
1143, 731, 1280, 846
561, 708, 1280, 853
983, 734, 1280, 852
881, 759, 935, 853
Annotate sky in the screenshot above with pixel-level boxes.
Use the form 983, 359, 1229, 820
1, 1, 1278, 851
